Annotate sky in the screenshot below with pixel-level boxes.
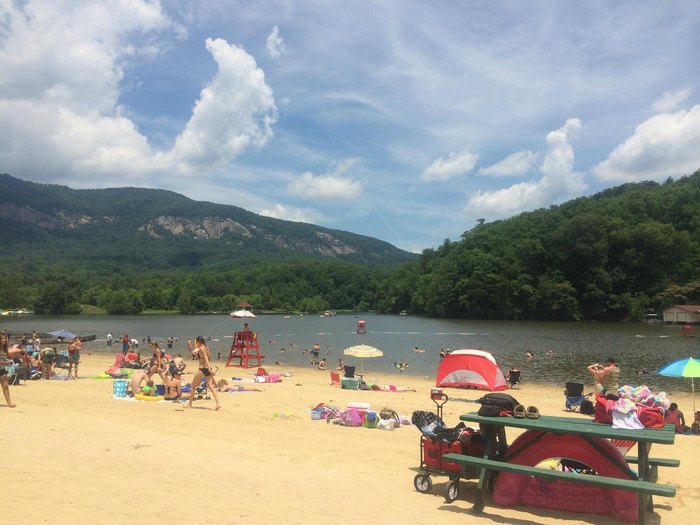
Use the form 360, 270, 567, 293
1, 1, 700, 253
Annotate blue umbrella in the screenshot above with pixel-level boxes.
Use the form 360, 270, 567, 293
658, 357, 700, 413
48, 330, 77, 341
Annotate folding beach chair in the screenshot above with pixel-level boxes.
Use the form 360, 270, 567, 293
329, 371, 341, 386
564, 382, 591, 411
343, 365, 356, 379
506, 370, 521, 389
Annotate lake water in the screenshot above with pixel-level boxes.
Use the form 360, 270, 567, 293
3, 313, 698, 393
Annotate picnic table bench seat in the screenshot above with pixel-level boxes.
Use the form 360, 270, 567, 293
442, 453, 677, 498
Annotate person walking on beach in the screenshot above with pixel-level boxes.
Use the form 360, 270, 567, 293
0, 331, 17, 407
188, 336, 221, 410
122, 333, 129, 355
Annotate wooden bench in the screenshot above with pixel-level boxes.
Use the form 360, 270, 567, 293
624, 456, 680, 483
442, 453, 676, 497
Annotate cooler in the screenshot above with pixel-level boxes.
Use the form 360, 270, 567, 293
341, 378, 360, 390
347, 402, 370, 418
113, 379, 128, 398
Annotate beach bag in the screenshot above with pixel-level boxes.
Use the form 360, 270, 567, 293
478, 393, 519, 416
594, 394, 614, 424
342, 408, 363, 427
377, 418, 395, 430
636, 405, 664, 428
364, 411, 379, 428
380, 407, 400, 426
411, 410, 447, 436
580, 399, 595, 415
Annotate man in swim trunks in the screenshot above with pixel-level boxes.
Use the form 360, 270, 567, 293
67, 337, 82, 379
40, 346, 56, 379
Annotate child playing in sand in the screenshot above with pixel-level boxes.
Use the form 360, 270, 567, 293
140, 379, 157, 397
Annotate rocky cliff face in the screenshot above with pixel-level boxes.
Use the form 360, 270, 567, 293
138, 215, 357, 256
2, 204, 358, 257
138, 216, 253, 239
0, 203, 114, 230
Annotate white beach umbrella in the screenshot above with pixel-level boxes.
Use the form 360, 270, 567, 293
343, 344, 383, 375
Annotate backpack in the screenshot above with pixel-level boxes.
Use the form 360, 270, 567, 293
580, 399, 595, 415
477, 393, 520, 416
411, 410, 442, 429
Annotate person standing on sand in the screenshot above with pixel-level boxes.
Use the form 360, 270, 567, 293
0, 331, 17, 407
122, 333, 129, 355
601, 358, 620, 393
188, 336, 221, 410
67, 336, 83, 379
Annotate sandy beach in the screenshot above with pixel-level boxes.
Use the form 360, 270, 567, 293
3, 351, 698, 525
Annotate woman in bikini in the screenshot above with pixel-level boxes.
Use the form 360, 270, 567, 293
1, 331, 17, 407
164, 370, 182, 401
188, 336, 221, 410
146, 341, 166, 384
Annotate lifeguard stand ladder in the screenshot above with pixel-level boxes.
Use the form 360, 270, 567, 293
226, 331, 265, 368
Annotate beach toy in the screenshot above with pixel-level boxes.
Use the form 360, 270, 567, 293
134, 394, 165, 402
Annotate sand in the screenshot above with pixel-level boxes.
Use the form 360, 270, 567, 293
3, 351, 698, 525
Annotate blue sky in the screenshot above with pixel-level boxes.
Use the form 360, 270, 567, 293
1, 1, 700, 253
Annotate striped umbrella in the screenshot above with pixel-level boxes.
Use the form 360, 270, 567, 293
658, 357, 700, 413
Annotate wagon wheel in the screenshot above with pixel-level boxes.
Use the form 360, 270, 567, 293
413, 473, 432, 494
444, 480, 460, 502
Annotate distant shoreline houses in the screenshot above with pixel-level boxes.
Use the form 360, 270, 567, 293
662, 304, 700, 325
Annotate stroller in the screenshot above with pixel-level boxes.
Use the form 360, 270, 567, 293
564, 382, 592, 412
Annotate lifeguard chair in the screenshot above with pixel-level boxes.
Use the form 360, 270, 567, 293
357, 320, 366, 334
226, 331, 265, 368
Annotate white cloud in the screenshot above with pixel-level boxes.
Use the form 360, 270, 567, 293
651, 88, 691, 113
266, 25, 285, 59
422, 150, 478, 181
592, 105, 700, 183
477, 151, 538, 177
288, 171, 363, 202
164, 37, 277, 173
259, 204, 321, 223
0, 3, 277, 184
466, 118, 586, 219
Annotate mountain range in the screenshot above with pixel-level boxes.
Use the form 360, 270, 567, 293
0, 173, 414, 269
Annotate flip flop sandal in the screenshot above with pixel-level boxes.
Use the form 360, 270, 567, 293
513, 404, 526, 418
526, 406, 541, 419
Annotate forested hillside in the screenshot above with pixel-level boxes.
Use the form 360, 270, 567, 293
375, 172, 700, 321
2, 172, 700, 319
0, 173, 413, 268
